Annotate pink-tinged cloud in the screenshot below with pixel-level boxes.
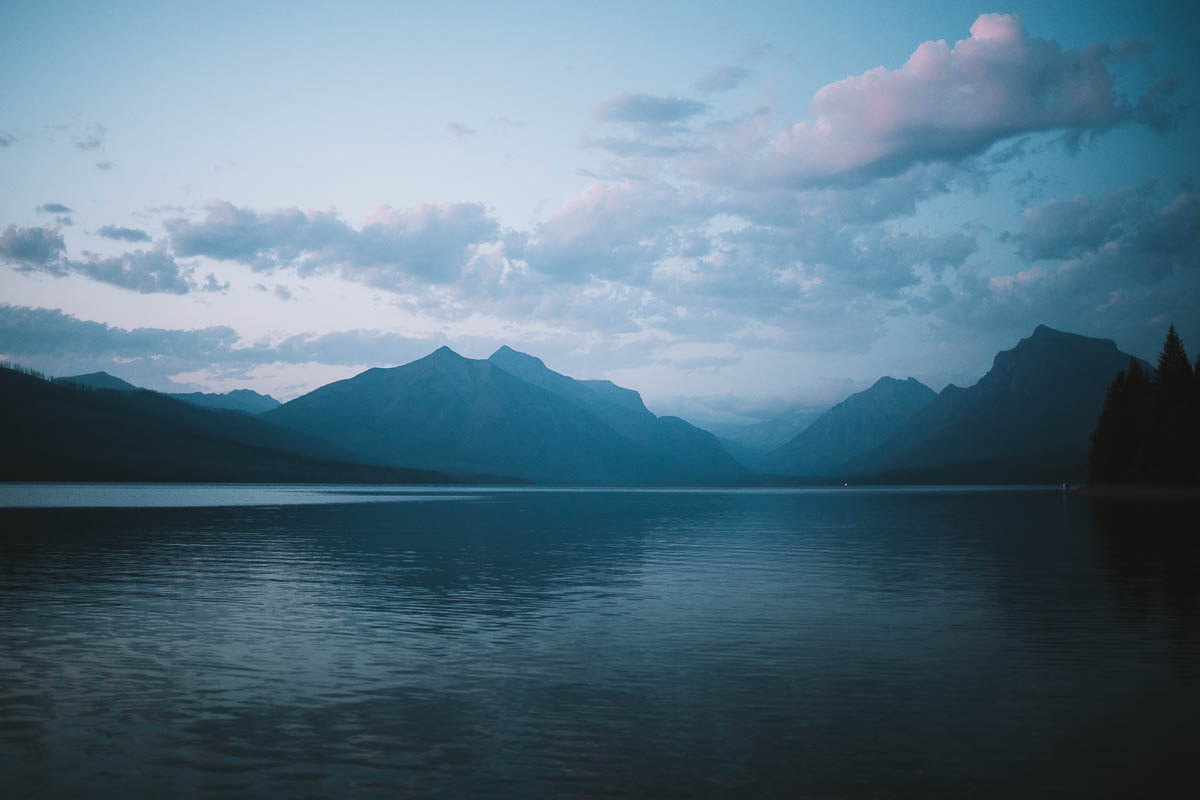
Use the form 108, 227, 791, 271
714, 14, 1173, 187
525, 181, 708, 282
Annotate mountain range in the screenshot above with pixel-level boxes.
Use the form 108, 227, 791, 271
6, 324, 1142, 485
759, 377, 936, 476
2, 366, 459, 483
841, 325, 1145, 482
58, 372, 281, 414
263, 345, 746, 484
754, 325, 1142, 482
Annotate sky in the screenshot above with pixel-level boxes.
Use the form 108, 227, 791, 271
2, 0, 1198, 425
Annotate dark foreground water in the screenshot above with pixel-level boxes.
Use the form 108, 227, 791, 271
1, 486, 1198, 798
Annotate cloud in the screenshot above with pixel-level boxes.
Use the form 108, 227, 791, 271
939, 188, 1200, 355
74, 123, 107, 151
522, 180, 708, 282
202, 273, 230, 293
740, 40, 773, 61
97, 225, 153, 243
64, 248, 193, 294
167, 200, 499, 285
96, 161, 115, 170
581, 134, 695, 158
0, 131, 14, 147
36, 203, 73, 214
593, 93, 709, 124
1136, 192, 1200, 256
0, 225, 67, 267
0, 304, 437, 390
0, 304, 238, 364
446, 121, 476, 139
693, 14, 1176, 188
696, 65, 750, 94
2, 224, 194, 293
1015, 190, 1134, 260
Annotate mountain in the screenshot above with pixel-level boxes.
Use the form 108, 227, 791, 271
1, 366, 462, 483
265, 346, 746, 485
488, 346, 746, 483
707, 407, 827, 461
57, 371, 139, 391
58, 371, 282, 414
165, 389, 281, 414
843, 325, 1144, 482
759, 377, 936, 476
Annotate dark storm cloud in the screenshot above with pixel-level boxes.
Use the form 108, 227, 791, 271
97, 225, 153, 243
593, 93, 709, 124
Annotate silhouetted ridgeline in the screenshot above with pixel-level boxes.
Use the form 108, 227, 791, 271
57, 372, 282, 413
3, 325, 1179, 485
264, 346, 747, 485
1090, 325, 1200, 487
0, 366, 473, 484
748, 325, 1141, 484
759, 377, 936, 476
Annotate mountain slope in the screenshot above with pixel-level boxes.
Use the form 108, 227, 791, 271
487, 346, 746, 483
265, 347, 664, 484
843, 325, 1144, 481
759, 377, 936, 476
708, 407, 827, 461
266, 346, 746, 484
57, 371, 139, 391
2, 366, 459, 483
166, 389, 281, 414
58, 371, 282, 414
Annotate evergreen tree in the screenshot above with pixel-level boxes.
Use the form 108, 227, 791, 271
1090, 368, 1130, 484
1155, 324, 1192, 394
1152, 326, 1192, 482
1089, 327, 1200, 486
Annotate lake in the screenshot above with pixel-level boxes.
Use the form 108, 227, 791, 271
1, 485, 1197, 797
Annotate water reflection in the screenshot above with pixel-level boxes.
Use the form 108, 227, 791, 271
1, 489, 1198, 798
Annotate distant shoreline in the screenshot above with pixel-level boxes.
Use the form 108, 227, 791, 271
1075, 484, 1200, 500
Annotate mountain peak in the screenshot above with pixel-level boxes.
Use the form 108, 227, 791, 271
489, 345, 548, 371
57, 371, 139, 391
428, 345, 464, 360
1013, 325, 1119, 357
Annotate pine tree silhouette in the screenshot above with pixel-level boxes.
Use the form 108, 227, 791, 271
1089, 326, 1199, 486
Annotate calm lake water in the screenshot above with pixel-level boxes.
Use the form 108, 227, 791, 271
1, 485, 1197, 798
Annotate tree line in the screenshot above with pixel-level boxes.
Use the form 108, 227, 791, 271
1090, 325, 1200, 486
